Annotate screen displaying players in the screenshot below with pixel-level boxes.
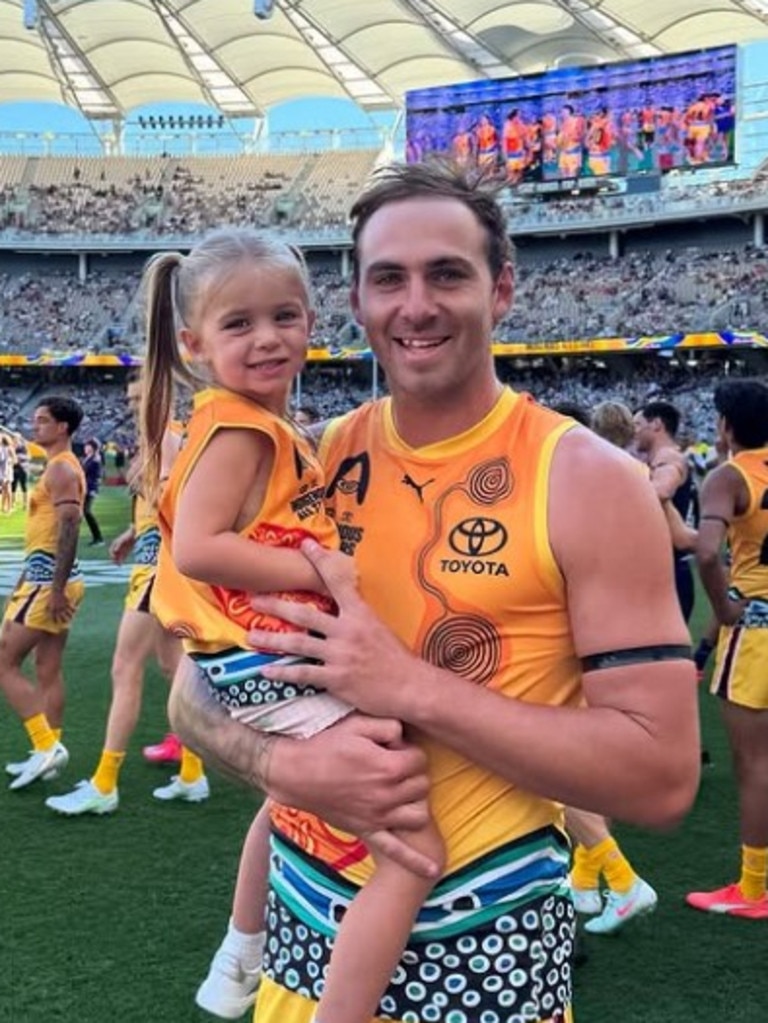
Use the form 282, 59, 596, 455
405, 45, 737, 187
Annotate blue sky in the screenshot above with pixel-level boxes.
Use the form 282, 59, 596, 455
0, 97, 398, 155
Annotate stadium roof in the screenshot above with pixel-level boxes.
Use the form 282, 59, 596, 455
0, 0, 767, 120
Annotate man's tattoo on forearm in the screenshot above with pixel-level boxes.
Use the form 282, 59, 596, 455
171, 660, 276, 794
253, 733, 277, 793
53, 516, 80, 591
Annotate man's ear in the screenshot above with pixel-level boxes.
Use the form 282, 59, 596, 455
491, 262, 514, 325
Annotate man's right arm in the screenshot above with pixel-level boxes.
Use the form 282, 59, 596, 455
169, 656, 432, 841
169, 655, 278, 790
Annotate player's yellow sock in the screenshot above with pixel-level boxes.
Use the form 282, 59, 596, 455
739, 845, 768, 902
92, 750, 126, 795
52, 729, 62, 742
571, 843, 600, 890
179, 747, 204, 785
23, 713, 57, 752
591, 836, 638, 894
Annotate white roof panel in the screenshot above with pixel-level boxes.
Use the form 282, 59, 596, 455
0, 0, 765, 118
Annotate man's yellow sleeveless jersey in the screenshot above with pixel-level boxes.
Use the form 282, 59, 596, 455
151, 388, 338, 655
260, 389, 579, 1023
711, 446, 768, 709
23, 451, 85, 568
725, 448, 768, 600
126, 418, 184, 613
4, 450, 86, 633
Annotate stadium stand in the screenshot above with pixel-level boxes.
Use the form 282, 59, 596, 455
2, 357, 759, 455
0, 151, 380, 237
0, 268, 142, 353
1, 153, 767, 239
1, 151, 766, 454
2, 241, 768, 353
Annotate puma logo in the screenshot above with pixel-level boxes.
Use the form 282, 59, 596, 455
401, 473, 435, 503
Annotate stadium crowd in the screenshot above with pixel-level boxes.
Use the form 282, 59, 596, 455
2, 244, 768, 356
0, 268, 141, 354
500, 245, 768, 342
0, 151, 379, 239
507, 173, 768, 228
2, 153, 768, 240
1, 359, 756, 452
2, 151, 768, 356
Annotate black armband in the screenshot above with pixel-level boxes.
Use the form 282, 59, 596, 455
582, 644, 693, 673
700, 514, 731, 528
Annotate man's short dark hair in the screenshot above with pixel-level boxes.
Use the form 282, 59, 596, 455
640, 400, 680, 439
294, 404, 320, 424
714, 379, 768, 449
37, 396, 83, 437
349, 162, 513, 283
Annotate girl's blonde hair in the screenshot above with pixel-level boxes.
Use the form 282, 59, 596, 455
590, 400, 635, 450
139, 228, 312, 503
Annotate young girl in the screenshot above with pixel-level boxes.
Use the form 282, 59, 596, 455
140, 228, 443, 1023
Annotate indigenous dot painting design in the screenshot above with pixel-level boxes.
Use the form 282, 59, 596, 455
263, 889, 573, 1022
263, 828, 574, 1022
191, 647, 325, 711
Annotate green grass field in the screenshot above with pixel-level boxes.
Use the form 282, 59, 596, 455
0, 489, 762, 1022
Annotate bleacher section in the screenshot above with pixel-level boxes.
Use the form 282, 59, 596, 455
0, 151, 380, 236
1, 151, 767, 241
0, 269, 141, 353
2, 245, 767, 355
2, 357, 761, 454
1, 150, 768, 377
295, 150, 380, 230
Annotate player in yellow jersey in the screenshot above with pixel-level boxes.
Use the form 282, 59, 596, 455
45, 376, 199, 816
1, 397, 85, 790
557, 103, 586, 178
169, 164, 699, 1023
474, 113, 499, 172
686, 379, 768, 919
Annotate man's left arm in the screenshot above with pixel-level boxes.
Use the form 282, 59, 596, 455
400, 432, 699, 826
247, 433, 700, 828
48, 462, 83, 622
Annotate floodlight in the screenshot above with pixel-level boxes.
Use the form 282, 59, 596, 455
23, 0, 37, 30
253, 0, 275, 21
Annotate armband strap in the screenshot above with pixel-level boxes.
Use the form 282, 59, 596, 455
54, 500, 82, 507
700, 514, 731, 527
582, 644, 693, 673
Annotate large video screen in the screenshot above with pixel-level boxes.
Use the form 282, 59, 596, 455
405, 46, 737, 188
